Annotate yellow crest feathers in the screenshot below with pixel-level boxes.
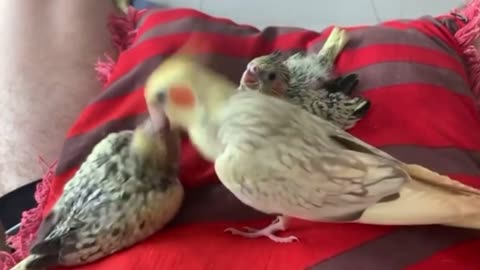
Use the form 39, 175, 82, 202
146, 33, 215, 88
149, 33, 213, 76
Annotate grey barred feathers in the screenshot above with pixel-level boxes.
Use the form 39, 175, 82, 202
12, 121, 184, 270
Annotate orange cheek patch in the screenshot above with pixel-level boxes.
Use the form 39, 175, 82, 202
169, 86, 196, 107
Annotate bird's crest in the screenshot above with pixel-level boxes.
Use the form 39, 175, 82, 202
157, 32, 213, 72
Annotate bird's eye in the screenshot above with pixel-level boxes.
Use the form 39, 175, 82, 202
156, 91, 167, 103
268, 73, 277, 81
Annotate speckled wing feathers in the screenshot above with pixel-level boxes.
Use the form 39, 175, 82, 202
17, 128, 184, 270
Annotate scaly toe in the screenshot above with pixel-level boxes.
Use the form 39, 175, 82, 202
268, 235, 300, 243
224, 227, 262, 238
242, 226, 260, 232
224, 226, 260, 233
224, 227, 242, 234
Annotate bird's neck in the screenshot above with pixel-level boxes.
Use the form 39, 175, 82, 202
206, 83, 237, 110
130, 127, 166, 165
188, 122, 225, 161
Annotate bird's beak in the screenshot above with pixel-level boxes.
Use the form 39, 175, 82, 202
147, 102, 170, 133
241, 69, 260, 89
145, 87, 172, 133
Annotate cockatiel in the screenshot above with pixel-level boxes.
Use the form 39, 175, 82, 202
145, 54, 480, 243
11, 120, 184, 269
239, 26, 370, 129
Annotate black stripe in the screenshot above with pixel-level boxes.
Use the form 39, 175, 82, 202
308, 226, 480, 270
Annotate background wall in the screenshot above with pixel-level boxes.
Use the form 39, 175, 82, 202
141, 0, 464, 29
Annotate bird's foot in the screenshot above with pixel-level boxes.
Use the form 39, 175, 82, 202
224, 216, 299, 243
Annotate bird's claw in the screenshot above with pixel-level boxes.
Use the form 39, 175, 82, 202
223, 226, 259, 233
224, 227, 249, 235
224, 216, 298, 243
270, 216, 281, 224
224, 226, 298, 243
273, 235, 299, 243
243, 226, 260, 232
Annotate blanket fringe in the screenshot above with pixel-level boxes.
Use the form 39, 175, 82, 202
95, 7, 146, 87
0, 158, 57, 270
95, 53, 116, 86
453, 0, 480, 105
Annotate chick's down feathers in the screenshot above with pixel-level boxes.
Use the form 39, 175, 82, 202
239, 26, 371, 129
12, 121, 184, 269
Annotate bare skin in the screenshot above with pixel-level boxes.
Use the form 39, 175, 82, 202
0, 0, 117, 196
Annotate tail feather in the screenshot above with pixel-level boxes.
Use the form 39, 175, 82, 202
9, 254, 58, 270
357, 180, 480, 229
356, 163, 480, 230
9, 256, 36, 270
403, 163, 480, 196
351, 99, 371, 118
335, 73, 359, 95
324, 73, 359, 95
444, 216, 480, 230
22, 254, 57, 270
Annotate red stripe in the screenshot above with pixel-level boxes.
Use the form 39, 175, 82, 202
138, 9, 460, 55
138, 8, 367, 41
446, 174, 480, 189
349, 83, 480, 151
107, 32, 465, 89
336, 44, 468, 81
406, 239, 480, 270
137, 8, 259, 38
62, 220, 393, 270
66, 89, 146, 137
70, 83, 480, 148
304, 25, 364, 47
105, 31, 321, 88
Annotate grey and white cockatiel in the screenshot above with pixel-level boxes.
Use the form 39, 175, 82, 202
239, 27, 370, 129
11, 120, 184, 269
145, 54, 480, 243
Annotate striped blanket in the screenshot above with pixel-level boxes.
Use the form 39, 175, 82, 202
41, 7, 480, 270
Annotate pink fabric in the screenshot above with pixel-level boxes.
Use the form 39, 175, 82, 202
0, 159, 56, 270
454, 0, 480, 104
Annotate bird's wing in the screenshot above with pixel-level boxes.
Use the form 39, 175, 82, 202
215, 137, 407, 222
312, 115, 480, 196
30, 133, 133, 255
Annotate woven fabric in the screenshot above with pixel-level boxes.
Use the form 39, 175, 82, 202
45, 8, 480, 270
